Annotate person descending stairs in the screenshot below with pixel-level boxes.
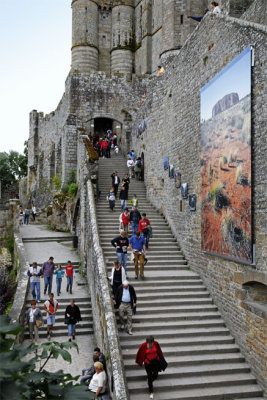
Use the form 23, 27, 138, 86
96, 153, 264, 400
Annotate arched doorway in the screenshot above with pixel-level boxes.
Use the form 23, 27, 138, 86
141, 152, 145, 181
94, 118, 113, 138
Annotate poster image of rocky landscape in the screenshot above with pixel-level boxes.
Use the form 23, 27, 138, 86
200, 46, 252, 263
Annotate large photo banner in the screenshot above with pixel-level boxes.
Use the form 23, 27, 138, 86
200, 46, 252, 264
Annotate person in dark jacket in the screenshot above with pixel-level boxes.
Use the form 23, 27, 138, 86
122, 173, 130, 198
111, 171, 120, 198
65, 299, 82, 341
136, 335, 167, 399
80, 354, 99, 384
115, 280, 137, 335
119, 186, 128, 211
130, 206, 141, 235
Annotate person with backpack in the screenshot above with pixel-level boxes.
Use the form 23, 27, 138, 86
44, 293, 58, 340
135, 157, 142, 180
107, 187, 116, 211
127, 157, 135, 178
111, 231, 129, 274
130, 194, 139, 210
139, 213, 151, 248
130, 206, 141, 235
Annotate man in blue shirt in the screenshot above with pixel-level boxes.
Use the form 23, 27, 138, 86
129, 232, 146, 280
115, 280, 137, 335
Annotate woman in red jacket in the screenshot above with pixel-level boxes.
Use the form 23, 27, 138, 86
136, 335, 167, 399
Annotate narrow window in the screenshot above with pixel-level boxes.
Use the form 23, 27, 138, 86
102, 35, 106, 45
180, 15, 184, 24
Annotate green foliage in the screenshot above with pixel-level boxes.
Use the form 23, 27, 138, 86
0, 315, 90, 399
0, 149, 27, 187
61, 184, 70, 194
67, 170, 76, 185
4, 237, 14, 262
52, 174, 62, 191
68, 183, 78, 197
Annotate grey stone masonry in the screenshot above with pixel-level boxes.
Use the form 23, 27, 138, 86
130, 12, 267, 392
96, 153, 265, 399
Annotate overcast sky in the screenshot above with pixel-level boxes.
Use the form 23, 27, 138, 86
0, 0, 72, 154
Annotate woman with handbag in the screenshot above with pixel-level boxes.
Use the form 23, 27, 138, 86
25, 300, 44, 343
136, 335, 167, 399
65, 299, 82, 342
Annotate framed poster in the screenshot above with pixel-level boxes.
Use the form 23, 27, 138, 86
174, 172, 181, 188
181, 183, 188, 198
163, 156, 169, 170
189, 194, 196, 211
169, 164, 174, 178
200, 46, 252, 263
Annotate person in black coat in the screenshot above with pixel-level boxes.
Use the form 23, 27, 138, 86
65, 299, 82, 341
115, 280, 137, 335
111, 171, 120, 198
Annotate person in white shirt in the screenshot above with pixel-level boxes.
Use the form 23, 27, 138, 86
127, 157, 135, 178
211, 1, 221, 14
25, 300, 44, 343
88, 362, 107, 398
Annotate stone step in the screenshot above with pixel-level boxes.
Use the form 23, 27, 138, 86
128, 319, 225, 331
122, 311, 221, 323
128, 384, 263, 400
132, 285, 207, 292
123, 353, 245, 368
126, 362, 252, 380
27, 321, 93, 332
135, 298, 213, 306
124, 304, 218, 315
24, 327, 93, 339
120, 335, 234, 349
127, 373, 258, 394
23, 236, 73, 242
133, 291, 210, 300
122, 343, 240, 360
119, 327, 231, 342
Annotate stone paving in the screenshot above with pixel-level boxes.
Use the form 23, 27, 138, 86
21, 224, 94, 379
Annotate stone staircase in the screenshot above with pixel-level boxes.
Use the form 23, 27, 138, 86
96, 154, 264, 400
21, 227, 93, 340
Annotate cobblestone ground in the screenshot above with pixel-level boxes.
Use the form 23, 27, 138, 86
21, 224, 94, 380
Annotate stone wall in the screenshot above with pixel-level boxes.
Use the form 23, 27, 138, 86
130, 13, 267, 391
241, 0, 267, 25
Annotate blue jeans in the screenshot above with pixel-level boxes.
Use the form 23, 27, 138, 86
67, 276, 73, 292
131, 222, 139, 235
121, 200, 127, 211
44, 276, 53, 294
56, 278, 62, 295
117, 252, 128, 273
142, 233, 150, 248
68, 324, 76, 336
30, 281, 40, 301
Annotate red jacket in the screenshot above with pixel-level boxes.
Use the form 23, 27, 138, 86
138, 218, 150, 233
122, 213, 130, 226
136, 341, 164, 367
101, 141, 108, 150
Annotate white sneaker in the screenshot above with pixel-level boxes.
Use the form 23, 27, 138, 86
149, 394, 154, 399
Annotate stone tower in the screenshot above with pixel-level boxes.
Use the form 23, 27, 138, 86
71, 0, 99, 75
111, 0, 134, 79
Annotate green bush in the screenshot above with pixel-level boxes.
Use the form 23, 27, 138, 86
68, 183, 78, 197
67, 170, 76, 184
61, 183, 69, 194
52, 174, 61, 190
